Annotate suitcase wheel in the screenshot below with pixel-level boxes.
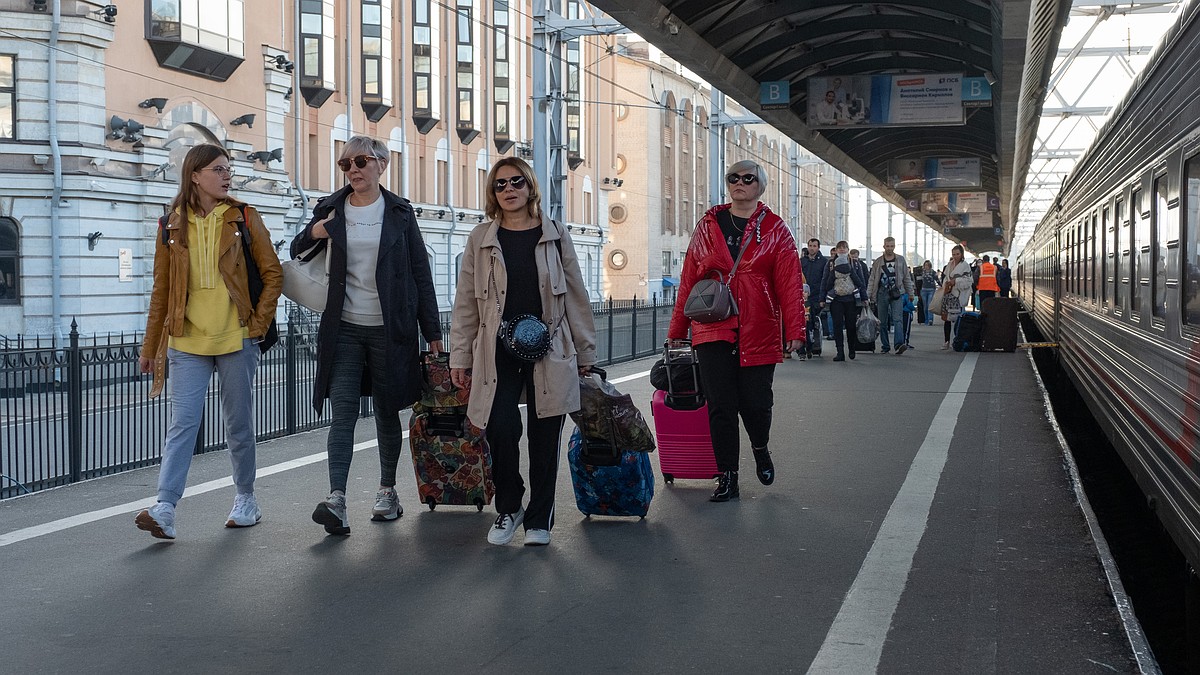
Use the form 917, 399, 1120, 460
425, 496, 437, 511
474, 497, 485, 512
662, 473, 674, 484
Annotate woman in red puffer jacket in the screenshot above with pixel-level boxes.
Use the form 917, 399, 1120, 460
667, 159, 806, 502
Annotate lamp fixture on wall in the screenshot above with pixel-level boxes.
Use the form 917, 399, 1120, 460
86, 231, 103, 251
230, 114, 256, 128
90, 4, 117, 23
265, 54, 294, 73
274, 240, 286, 252
138, 98, 168, 113
602, 177, 624, 187
31, 0, 47, 11
108, 115, 144, 142
456, 211, 465, 220
414, 207, 423, 216
437, 209, 446, 219
476, 214, 485, 222
247, 148, 283, 164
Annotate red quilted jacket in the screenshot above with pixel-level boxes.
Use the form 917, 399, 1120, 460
668, 203, 806, 366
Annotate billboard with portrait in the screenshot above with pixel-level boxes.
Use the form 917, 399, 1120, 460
808, 73, 964, 129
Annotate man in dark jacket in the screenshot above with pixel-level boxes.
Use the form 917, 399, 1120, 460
799, 238, 827, 356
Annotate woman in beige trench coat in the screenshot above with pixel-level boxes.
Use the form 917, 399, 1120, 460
450, 157, 597, 547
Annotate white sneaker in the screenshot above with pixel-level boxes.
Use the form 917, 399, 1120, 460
225, 493, 261, 528
371, 487, 403, 521
524, 529, 551, 546
486, 507, 525, 545
312, 491, 350, 535
135, 502, 177, 540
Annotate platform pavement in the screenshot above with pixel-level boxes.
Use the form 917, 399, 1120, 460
0, 320, 1140, 674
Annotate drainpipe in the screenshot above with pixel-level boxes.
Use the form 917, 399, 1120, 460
49, 0, 63, 342
445, 202, 457, 309
291, 2, 308, 228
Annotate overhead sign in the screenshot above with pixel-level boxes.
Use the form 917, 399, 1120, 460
808, 73, 965, 128
921, 192, 994, 214
760, 81, 791, 110
888, 157, 982, 189
961, 77, 992, 107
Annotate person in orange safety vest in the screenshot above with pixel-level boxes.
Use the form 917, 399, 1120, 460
976, 255, 1000, 305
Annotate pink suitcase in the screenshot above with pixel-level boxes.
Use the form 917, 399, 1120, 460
651, 388, 719, 483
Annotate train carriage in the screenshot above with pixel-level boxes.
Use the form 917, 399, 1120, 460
1017, 1, 1200, 577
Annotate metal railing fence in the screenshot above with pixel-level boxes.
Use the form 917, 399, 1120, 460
1, 299, 672, 499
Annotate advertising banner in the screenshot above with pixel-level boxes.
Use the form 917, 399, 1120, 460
921, 192, 992, 214
888, 157, 981, 189
808, 73, 964, 128
939, 213, 995, 229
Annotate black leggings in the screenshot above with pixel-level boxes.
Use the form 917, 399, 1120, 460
944, 320, 953, 342
695, 341, 776, 472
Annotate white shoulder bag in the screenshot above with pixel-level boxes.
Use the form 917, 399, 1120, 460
281, 242, 330, 312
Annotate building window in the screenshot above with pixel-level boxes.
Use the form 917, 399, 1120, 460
361, 0, 393, 121
299, 0, 336, 107
390, 150, 403, 194
0, 56, 14, 140
1132, 188, 1144, 315
0, 217, 18, 303
146, 0, 245, 81
493, 0, 513, 153
455, 1, 479, 143
412, 0, 441, 134
565, 1, 584, 170
1153, 174, 1171, 319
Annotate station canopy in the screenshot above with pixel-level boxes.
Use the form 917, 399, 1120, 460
588, 0, 1076, 255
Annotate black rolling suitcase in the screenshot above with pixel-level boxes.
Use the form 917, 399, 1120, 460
805, 308, 823, 357
980, 297, 1019, 352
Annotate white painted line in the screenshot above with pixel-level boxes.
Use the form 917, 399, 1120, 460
807, 353, 978, 674
0, 438, 381, 548
0, 368, 652, 549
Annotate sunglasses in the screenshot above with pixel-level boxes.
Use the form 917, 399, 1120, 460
337, 155, 379, 172
726, 173, 759, 185
493, 175, 528, 192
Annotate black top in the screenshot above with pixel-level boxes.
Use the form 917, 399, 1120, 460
717, 210, 748, 261
497, 225, 544, 320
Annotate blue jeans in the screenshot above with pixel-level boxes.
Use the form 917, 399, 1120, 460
874, 292, 904, 350
920, 288, 935, 324
158, 339, 260, 505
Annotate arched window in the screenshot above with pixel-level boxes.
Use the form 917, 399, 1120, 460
0, 217, 19, 303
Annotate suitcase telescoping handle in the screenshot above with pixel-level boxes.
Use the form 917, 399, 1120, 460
661, 339, 702, 401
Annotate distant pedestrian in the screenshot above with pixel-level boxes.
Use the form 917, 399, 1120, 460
977, 254, 1000, 305
919, 260, 939, 325
866, 236, 916, 355
290, 135, 443, 535
668, 159, 806, 502
940, 245, 974, 350
450, 157, 598, 546
800, 237, 827, 357
997, 258, 1013, 298
823, 241, 867, 362
135, 143, 283, 540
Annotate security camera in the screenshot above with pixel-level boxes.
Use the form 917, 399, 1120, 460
103, 4, 117, 22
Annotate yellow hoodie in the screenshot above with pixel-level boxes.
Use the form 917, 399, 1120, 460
169, 203, 249, 355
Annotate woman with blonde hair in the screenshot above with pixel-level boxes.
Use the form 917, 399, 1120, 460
449, 157, 597, 546
135, 143, 282, 540
290, 135, 442, 535
938, 245, 974, 349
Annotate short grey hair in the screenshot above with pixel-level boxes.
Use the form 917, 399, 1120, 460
726, 159, 768, 196
342, 135, 388, 161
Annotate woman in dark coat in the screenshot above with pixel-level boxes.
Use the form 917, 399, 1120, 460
289, 135, 442, 535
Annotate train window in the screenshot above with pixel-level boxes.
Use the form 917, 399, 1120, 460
1131, 189, 1143, 315
1185, 155, 1200, 327
1091, 213, 1099, 303
1102, 207, 1110, 306
1153, 174, 1169, 319
1115, 197, 1125, 311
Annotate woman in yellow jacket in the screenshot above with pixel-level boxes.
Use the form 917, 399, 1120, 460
134, 144, 282, 540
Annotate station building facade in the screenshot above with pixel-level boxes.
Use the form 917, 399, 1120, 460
0, 0, 619, 337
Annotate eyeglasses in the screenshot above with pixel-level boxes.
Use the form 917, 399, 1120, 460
201, 166, 234, 178
493, 175, 528, 192
726, 173, 758, 185
336, 155, 379, 172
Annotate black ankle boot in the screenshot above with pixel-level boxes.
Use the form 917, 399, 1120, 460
752, 446, 775, 486
709, 470, 740, 502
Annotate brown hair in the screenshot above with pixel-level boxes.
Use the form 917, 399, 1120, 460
950, 244, 965, 261
484, 157, 542, 222
169, 144, 232, 218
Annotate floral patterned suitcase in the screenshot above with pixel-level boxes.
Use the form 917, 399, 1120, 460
567, 428, 654, 518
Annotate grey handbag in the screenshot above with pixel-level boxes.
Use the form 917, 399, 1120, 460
281, 241, 330, 313
683, 215, 751, 323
